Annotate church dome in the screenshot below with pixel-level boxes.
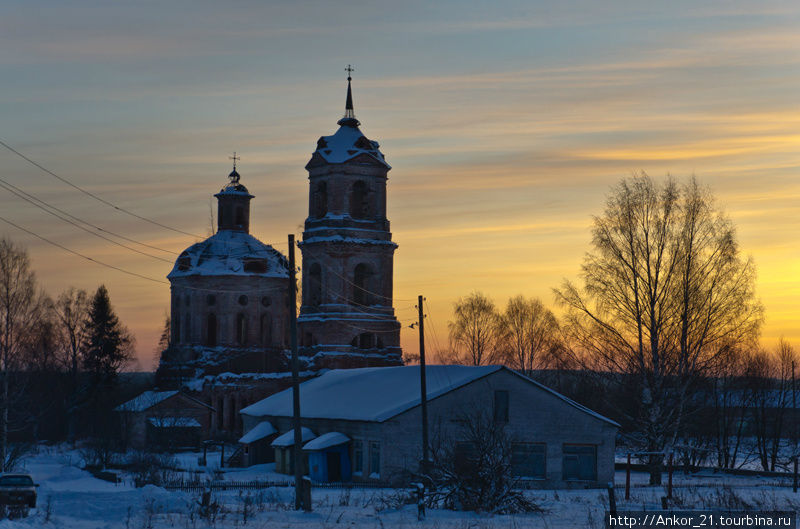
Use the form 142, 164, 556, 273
168, 230, 289, 279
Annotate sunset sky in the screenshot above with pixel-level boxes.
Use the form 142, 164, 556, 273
1, 1, 799, 369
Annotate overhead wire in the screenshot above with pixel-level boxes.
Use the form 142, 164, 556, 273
0, 138, 203, 238
0, 177, 174, 263
0, 213, 168, 284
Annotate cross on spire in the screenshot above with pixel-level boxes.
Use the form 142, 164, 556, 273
341, 64, 358, 125
229, 152, 240, 170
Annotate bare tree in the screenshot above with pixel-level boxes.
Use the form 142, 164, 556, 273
499, 296, 561, 376
555, 174, 762, 483
0, 238, 48, 469
54, 287, 90, 441
447, 292, 504, 366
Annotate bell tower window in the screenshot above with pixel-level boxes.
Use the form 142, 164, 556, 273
307, 263, 322, 306
353, 263, 373, 305
350, 181, 369, 219
312, 181, 328, 218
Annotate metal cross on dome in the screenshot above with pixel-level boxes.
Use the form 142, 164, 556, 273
228, 152, 240, 184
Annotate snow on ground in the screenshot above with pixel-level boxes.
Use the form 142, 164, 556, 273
3, 446, 800, 528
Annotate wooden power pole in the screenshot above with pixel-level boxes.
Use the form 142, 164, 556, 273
416, 295, 429, 474
288, 234, 303, 510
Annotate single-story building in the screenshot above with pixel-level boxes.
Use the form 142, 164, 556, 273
115, 390, 215, 450
239, 365, 619, 487
270, 427, 315, 475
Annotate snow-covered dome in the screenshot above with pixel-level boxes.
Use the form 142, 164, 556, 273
168, 230, 289, 279
312, 125, 390, 168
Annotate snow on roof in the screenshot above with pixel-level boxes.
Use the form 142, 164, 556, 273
115, 390, 179, 412
241, 365, 620, 427
241, 365, 500, 423
238, 421, 277, 444
311, 124, 390, 168
147, 417, 201, 428
271, 428, 316, 447
303, 432, 349, 451
168, 229, 289, 279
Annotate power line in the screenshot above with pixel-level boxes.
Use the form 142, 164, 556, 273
0, 138, 202, 238
0, 213, 168, 284
0, 177, 174, 263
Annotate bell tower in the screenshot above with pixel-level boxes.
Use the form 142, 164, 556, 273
298, 68, 402, 369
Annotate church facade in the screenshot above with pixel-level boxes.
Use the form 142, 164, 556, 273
156, 75, 403, 439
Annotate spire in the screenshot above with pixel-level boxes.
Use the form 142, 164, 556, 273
338, 65, 361, 127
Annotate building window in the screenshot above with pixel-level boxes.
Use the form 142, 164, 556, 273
185, 294, 190, 306
260, 313, 272, 345
217, 397, 224, 430
177, 252, 191, 271
353, 263, 373, 305
173, 315, 180, 343
494, 390, 509, 423
207, 294, 216, 306
512, 443, 546, 479
353, 440, 364, 474
369, 441, 381, 477
356, 333, 374, 349
235, 207, 245, 228
312, 181, 328, 218
238, 295, 248, 306
243, 259, 267, 273
563, 445, 597, 481
261, 296, 271, 307
236, 314, 247, 345
350, 180, 368, 218
307, 263, 322, 306
206, 313, 217, 347
184, 316, 190, 343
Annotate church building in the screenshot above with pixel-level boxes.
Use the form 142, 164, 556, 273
154, 73, 403, 440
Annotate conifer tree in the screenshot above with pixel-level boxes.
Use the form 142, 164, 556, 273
82, 285, 133, 386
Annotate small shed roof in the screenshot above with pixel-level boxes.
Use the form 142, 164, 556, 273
147, 417, 201, 428
115, 390, 179, 412
238, 421, 277, 444
303, 432, 349, 451
271, 428, 316, 447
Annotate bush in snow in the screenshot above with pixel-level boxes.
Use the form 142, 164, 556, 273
425, 412, 542, 514
127, 451, 179, 487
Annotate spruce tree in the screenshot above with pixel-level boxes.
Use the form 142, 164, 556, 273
82, 285, 133, 386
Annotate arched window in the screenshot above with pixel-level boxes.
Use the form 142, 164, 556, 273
206, 313, 217, 347
307, 263, 322, 306
357, 333, 374, 349
235, 207, 245, 228
173, 315, 181, 344
260, 313, 272, 345
353, 263, 373, 305
350, 181, 369, 218
236, 314, 247, 345
312, 181, 328, 218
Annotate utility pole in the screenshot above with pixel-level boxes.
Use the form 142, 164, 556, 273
416, 295, 429, 475
289, 234, 303, 510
